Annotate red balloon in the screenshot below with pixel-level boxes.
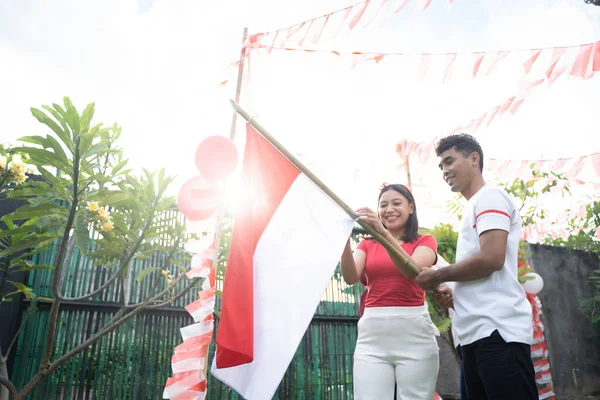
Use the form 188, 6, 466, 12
177, 176, 220, 221
195, 136, 238, 182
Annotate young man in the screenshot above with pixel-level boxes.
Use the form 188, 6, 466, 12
415, 134, 537, 400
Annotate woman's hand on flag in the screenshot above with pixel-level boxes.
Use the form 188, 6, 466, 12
355, 207, 387, 236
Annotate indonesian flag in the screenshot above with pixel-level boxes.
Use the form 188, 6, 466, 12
211, 123, 355, 399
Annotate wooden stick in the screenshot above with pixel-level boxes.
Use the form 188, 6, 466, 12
229, 100, 420, 278
228, 27, 249, 141
206, 26, 249, 378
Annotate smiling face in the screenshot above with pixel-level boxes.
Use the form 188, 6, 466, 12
378, 189, 414, 234
437, 147, 480, 195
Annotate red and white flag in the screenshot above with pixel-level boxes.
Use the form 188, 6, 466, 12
211, 123, 355, 399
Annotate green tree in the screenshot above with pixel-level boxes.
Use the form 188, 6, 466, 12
0, 97, 198, 399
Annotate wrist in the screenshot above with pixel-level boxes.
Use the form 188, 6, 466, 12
436, 266, 451, 282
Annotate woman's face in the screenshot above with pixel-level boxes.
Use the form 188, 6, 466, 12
378, 189, 413, 232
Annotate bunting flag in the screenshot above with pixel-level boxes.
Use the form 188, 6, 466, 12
211, 124, 355, 399
516, 255, 556, 398
485, 153, 600, 183
241, 0, 445, 53
230, 39, 600, 86
163, 230, 218, 400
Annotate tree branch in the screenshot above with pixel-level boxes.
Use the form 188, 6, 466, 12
18, 279, 169, 397
39, 138, 81, 371
145, 278, 200, 310
59, 215, 155, 302
0, 375, 17, 399
4, 311, 33, 361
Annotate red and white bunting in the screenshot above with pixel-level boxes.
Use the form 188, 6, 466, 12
527, 293, 555, 398
164, 228, 218, 399
242, 0, 444, 52
234, 38, 600, 88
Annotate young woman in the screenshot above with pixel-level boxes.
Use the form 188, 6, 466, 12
341, 183, 440, 400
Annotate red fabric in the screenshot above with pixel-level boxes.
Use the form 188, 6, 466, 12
356, 234, 437, 308
571, 43, 594, 78
215, 123, 300, 368
523, 49, 542, 74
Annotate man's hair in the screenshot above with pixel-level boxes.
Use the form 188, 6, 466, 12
435, 133, 484, 171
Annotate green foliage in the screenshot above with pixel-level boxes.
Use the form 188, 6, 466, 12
429, 223, 458, 264
1, 96, 190, 310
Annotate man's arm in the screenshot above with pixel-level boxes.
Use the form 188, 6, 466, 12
436, 229, 507, 282
416, 229, 508, 289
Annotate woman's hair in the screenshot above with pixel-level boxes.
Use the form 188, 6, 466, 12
378, 183, 419, 243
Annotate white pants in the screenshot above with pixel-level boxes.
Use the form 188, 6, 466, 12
353, 305, 440, 400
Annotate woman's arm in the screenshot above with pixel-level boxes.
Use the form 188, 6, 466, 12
340, 238, 366, 285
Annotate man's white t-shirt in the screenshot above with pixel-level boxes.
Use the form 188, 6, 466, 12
453, 184, 532, 346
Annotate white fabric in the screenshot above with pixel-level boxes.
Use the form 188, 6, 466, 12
211, 173, 355, 400
353, 305, 439, 400
453, 184, 533, 346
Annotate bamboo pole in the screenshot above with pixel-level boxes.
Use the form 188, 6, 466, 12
204, 27, 249, 381
229, 100, 420, 278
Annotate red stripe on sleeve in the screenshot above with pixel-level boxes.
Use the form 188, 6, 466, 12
476, 209, 511, 220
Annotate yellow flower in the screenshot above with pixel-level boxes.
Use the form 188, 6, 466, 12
167, 279, 173, 285
14, 172, 27, 184
11, 161, 24, 173
161, 270, 169, 277
98, 207, 110, 220
0, 156, 6, 171
87, 201, 99, 212
101, 220, 114, 232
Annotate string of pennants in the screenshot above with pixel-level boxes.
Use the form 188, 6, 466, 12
243, 0, 452, 53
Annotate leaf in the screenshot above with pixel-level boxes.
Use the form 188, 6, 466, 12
0, 225, 37, 239
7, 202, 69, 221
136, 267, 160, 283
80, 102, 95, 132
44, 134, 70, 166
13, 146, 69, 171
0, 234, 60, 258
29, 108, 72, 150
19, 135, 49, 147
11, 264, 54, 273
41, 105, 74, 153
63, 96, 81, 134
75, 212, 91, 255
78, 132, 94, 158
33, 167, 66, 196
112, 159, 128, 175
88, 191, 132, 207
8, 280, 28, 292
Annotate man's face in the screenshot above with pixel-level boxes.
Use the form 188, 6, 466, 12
437, 147, 476, 193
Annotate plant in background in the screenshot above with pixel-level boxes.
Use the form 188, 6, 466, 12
425, 223, 458, 361
0, 97, 199, 400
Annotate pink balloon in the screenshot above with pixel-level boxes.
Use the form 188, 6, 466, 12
177, 176, 220, 221
195, 136, 238, 182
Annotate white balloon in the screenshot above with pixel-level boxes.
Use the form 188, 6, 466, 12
522, 272, 544, 294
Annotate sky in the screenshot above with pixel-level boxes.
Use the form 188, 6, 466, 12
1, 0, 599, 229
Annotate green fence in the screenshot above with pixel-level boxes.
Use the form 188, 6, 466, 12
9, 227, 364, 399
